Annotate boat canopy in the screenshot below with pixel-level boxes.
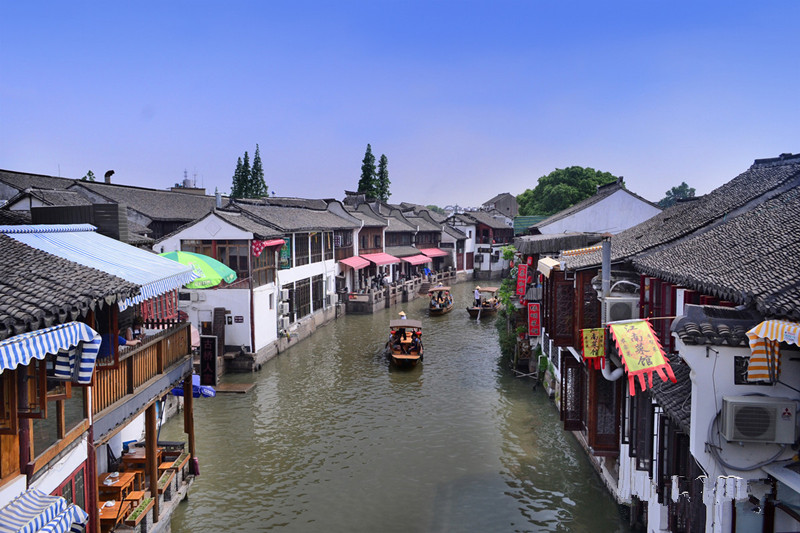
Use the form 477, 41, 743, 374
389, 319, 422, 329
429, 286, 451, 292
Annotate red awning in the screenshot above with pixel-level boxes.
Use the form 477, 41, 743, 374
401, 254, 432, 266
360, 252, 401, 266
419, 248, 449, 258
263, 238, 287, 247
340, 256, 370, 270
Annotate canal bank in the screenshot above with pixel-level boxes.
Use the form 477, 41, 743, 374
162, 282, 629, 532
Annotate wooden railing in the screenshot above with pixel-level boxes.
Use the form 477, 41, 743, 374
92, 322, 191, 415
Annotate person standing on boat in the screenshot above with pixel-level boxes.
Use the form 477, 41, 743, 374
474, 286, 482, 307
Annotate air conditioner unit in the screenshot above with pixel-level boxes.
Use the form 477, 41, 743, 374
280, 289, 290, 301
603, 296, 639, 323
278, 317, 290, 330
196, 292, 206, 302
189, 292, 199, 302
278, 302, 290, 315
720, 396, 797, 444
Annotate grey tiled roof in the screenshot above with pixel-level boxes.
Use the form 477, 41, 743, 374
386, 245, 422, 258
453, 211, 511, 230
0, 169, 77, 193
534, 180, 657, 229
345, 206, 387, 227
650, 356, 692, 434
442, 224, 466, 239
235, 202, 359, 232
403, 214, 441, 232
385, 213, 417, 233
214, 209, 284, 239
250, 197, 329, 210
7, 189, 93, 207
515, 232, 605, 255
483, 192, 515, 206
0, 235, 139, 340
633, 185, 800, 320
70, 181, 217, 222
565, 154, 800, 271
0, 210, 32, 225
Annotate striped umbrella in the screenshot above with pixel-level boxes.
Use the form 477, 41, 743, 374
158, 251, 237, 289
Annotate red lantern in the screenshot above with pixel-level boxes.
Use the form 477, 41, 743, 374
509, 260, 514, 268
527, 256, 533, 266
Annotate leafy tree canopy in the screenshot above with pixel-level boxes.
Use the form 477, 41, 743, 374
426, 205, 446, 215
658, 181, 695, 208
517, 166, 621, 216
81, 170, 95, 181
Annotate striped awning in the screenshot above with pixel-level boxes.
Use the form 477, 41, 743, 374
340, 256, 370, 270
0, 225, 198, 311
0, 489, 87, 533
418, 248, 449, 258
0, 322, 101, 384
360, 252, 401, 266
401, 254, 432, 266
746, 320, 800, 382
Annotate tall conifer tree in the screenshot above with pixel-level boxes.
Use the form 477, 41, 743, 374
231, 157, 245, 198
250, 144, 268, 198
358, 144, 377, 199
376, 154, 390, 202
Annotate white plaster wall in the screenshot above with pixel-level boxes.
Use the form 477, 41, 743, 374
154, 214, 253, 253
178, 288, 252, 349
0, 475, 27, 508
253, 283, 278, 349
538, 190, 660, 235
29, 434, 89, 495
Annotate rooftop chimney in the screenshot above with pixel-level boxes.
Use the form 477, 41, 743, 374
215, 188, 222, 208
104, 170, 114, 183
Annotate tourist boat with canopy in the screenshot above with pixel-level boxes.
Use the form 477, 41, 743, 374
428, 285, 453, 315
466, 286, 501, 318
385, 318, 424, 367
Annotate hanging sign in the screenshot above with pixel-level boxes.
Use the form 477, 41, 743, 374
199, 335, 218, 386
581, 328, 606, 370
516, 263, 528, 296
527, 302, 540, 336
609, 320, 676, 396
527, 256, 533, 266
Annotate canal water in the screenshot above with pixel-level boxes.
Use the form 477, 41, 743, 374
161, 283, 629, 532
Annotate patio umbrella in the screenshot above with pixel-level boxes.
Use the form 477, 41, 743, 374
158, 251, 237, 289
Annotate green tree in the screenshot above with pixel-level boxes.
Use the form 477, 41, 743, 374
250, 144, 268, 198
231, 157, 245, 198
517, 166, 621, 216
376, 154, 390, 202
81, 170, 96, 182
358, 144, 377, 199
658, 182, 695, 208
426, 205, 446, 215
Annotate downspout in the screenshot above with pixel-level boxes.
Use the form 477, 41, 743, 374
249, 238, 256, 354
600, 238, 624, 381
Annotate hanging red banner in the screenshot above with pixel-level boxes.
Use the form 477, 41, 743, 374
516, 264, 528, 296
527, 302, 540, 336
581, 328, 606, 370
527, 256, 533, 265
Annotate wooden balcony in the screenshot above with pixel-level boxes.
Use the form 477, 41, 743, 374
92, 322, 193, 442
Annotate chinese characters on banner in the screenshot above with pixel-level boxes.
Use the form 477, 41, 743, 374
527, 302, 540, 336
581, 328, 605, 370
608, 320, 677, 396
516, 264, 528, 296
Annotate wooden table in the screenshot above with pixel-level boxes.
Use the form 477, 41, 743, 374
98, 472, 136, 500
98, 499, 132, 533
121, 447, 163, 469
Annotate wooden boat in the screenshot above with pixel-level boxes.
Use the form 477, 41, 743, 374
466, 286, 501, 318
428, 286, 453, 315
385, 319, 424, 367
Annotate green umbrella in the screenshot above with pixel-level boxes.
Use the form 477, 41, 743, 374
159, 251, 237, 289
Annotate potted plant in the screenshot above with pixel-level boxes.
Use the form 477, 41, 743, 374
515, 325, 527, 339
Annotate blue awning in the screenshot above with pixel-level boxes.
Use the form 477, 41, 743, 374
0, 322, 101, 384
0, 489, 87, 533
0, 224, 198, 311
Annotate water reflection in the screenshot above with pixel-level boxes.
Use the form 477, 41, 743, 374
162, 283, 627, 532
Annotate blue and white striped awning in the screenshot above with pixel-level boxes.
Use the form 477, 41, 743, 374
0, 224, 198, 311
0, 489, 87, 533
0, 322, 101, 384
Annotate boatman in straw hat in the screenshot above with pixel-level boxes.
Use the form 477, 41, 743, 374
474, 286, 482, 307
398, 311, 407, 319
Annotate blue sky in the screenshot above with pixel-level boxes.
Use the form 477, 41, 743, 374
2, 1, 798, 208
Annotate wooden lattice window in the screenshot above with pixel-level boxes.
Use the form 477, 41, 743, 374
0, 371, 17, 434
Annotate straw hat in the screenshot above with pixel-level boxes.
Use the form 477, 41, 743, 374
475, 286, 481, 290
398, 311, 406, 316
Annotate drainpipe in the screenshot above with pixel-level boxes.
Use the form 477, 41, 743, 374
599, 237, 624, 381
